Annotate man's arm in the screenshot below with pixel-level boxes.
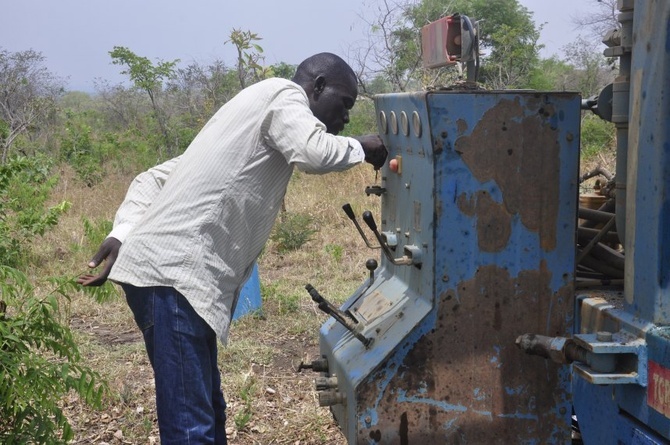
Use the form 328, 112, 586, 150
262, 85, 387, 173
77, 156, 180, 286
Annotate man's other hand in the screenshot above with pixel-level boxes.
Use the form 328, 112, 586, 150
77, 237, 122, 287
356, 135, 388, 170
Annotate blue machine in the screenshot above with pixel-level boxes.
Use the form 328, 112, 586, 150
301, 1, 670, 443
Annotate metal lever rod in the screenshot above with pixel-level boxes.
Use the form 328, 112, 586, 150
362, 211, 413, 266
342, 203, 380, 249
305, 284, 372, 348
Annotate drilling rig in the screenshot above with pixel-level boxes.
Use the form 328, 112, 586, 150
302, 1, 670, 443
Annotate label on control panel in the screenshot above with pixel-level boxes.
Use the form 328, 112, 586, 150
648, 360, 670, 417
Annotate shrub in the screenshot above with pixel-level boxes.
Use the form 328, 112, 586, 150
0, 267, 106, 444
0, 156, 70, 267
581, 114, 615, 161
270, 212, 317, 253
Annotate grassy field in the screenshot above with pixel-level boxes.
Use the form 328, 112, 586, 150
36, 163, 381, 444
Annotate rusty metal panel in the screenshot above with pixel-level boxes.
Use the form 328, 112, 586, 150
349, 92, 580, 444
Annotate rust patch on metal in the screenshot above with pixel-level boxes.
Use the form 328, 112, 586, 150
457, 118, 468, 135
457, 191, 512, 252
356, 263, 573, 444
455, 97, 561, 250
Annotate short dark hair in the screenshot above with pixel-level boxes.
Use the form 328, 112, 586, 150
292, 53, 356, 86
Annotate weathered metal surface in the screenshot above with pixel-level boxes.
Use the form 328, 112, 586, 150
321, 91, 580, 444
356, 265, 574, 444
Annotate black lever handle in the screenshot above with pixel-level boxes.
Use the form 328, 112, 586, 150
362, 210, 377, 231
362, 211, 412, 266
305, 284, 372, 348
366, 258, 377, 286
342, 203, 356, 219
342, 204, 380, 249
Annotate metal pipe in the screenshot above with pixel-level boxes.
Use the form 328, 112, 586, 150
576, 217, 616, 264
578, 207, 616, 226
612, 6, 634, 247
577, 227, 620, 245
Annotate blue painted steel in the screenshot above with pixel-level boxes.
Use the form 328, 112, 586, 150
625, 0, 670, 325
571, 3, 670, 444
319, 90, 580, 444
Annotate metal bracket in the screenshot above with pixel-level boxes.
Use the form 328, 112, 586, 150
572, 331, 647, 386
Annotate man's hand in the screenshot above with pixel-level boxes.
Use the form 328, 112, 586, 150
77, 237, 122, 287
356, 135, 388, 170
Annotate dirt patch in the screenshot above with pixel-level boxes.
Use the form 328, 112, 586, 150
71, 316, 142, 345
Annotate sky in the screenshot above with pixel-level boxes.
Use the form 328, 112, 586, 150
1, 0, 601, 92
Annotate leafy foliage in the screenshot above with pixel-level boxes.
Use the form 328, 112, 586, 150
356, 0, 542, 91
0, 156, 70, 267
0, 267, 106, 444
109, 46, 180, 157
271, 212, 317, 253
581, 114, 615, 161
226, 29, 269, 89
59, 111, 105, 185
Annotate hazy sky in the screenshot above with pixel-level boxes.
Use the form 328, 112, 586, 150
2, 0, 601, 91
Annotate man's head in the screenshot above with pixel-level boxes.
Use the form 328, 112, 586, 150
292, 53, 358, 135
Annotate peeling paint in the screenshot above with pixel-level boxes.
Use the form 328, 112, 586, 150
455, 97, 562, 251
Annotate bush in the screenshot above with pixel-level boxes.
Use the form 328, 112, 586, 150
0, 267, 106, 444
581, 114, 615, 161
270, 212, 317, 253
0, 156, 70, 267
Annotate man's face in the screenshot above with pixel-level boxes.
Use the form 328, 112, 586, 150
309, 76, 358, 135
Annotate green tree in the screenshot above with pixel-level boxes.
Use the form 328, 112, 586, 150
109, 46, 179, 156
561, 36, 615, 97
527, 56, 574, 91
226, 29, 269, 89
269, 62, 296, 80
354, 0, 542, 91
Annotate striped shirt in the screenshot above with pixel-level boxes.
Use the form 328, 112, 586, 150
108, 77, 365, 342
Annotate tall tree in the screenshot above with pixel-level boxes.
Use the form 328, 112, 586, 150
0, 48, 64, 163
561, 36, 615, 97
109, 46, 179, 156
353, 0, 542, 91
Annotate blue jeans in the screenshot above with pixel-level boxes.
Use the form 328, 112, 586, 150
122, 284, 227, 445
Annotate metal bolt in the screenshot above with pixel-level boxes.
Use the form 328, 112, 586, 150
596, 331, 613, 342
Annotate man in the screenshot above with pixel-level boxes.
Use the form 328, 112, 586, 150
78, 52, 387, 444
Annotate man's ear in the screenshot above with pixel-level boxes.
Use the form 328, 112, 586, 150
313, 76, 326, 96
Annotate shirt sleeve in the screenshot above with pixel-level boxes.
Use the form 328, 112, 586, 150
261, 84, 365, 174
107, 156, 181, 242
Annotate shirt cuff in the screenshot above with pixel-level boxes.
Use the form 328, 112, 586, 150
345, 137, 366, 163
107, 223, 133, 244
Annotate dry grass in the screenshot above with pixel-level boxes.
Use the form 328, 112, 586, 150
32, 163, 381, 444
35, 143, 614, 444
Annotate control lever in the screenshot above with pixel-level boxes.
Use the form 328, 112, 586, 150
366, 259, 377, 286
342, 203, 380, 249
362, 211, 414, 266
305, 284, 373, 348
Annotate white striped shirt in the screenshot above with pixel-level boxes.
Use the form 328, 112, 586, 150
108, 77, 364, 342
